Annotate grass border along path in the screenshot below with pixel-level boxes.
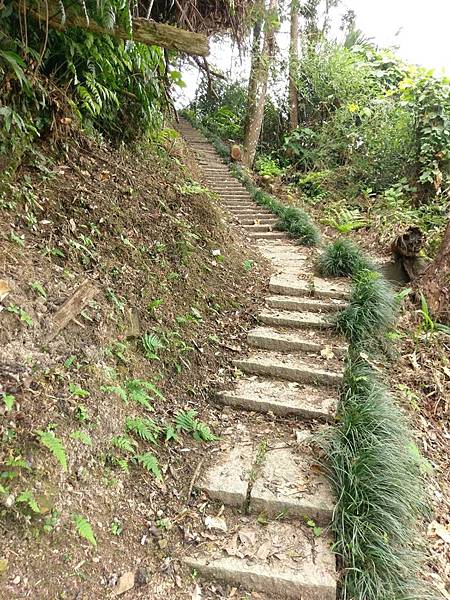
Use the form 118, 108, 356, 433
319, 239, 432, 600
182, 114, 432, 600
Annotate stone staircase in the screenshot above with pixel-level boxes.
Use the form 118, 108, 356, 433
177, 119, 348, 599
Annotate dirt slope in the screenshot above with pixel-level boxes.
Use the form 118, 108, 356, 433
0, 133, 269, 599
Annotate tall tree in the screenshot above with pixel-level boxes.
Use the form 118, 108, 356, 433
289, 0, 299, 131
242, 0, 279, 167
418, 221, 450, 324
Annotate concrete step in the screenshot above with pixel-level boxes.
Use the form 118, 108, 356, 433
239, 217, 278, 226
258, 309, 333, 330
234, 213, 274, 220
217, 376, 336, 420
199, 438, 334, 524
243, 224, 274, 233
270, 275, 350, 301
186, 520, 336, 600
234, 352, 342, 386
247, 326, 347, 357
248, 231, 287, 240
266, 295, 346, 313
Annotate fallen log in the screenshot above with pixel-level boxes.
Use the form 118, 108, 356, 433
25, 3, 209, 57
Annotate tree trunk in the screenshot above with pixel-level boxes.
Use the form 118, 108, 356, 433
242, 0, 278, 168
418, 220, 450, 324
288, 0, 299, 131
24, 1, 209, 56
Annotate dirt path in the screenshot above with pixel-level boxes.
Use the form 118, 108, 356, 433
177, 120, 348, 599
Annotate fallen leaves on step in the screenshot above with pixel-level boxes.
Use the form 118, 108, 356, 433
428, 520, 450, 544
320, 346, 335, 359
204, 515, 227, 532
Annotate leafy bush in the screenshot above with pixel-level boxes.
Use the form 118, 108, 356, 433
255, 155, 284, 178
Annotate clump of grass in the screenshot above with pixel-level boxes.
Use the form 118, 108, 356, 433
336, 269, 396, 346
324, 356, 430, 600
317, 239, 374, 277
275, 205, 321, 246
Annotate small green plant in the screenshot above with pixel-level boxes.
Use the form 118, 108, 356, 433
141, 333, 164, 360
2, 393, 15, 412
255, 155, 284, 178
36, 429, 68, 472
69, 383, 90, 398
317, 239, 373, 277
133, 452, 162, 480
323, 207, 368, 234
16, 490, 40, 514
111, 435, 137, 454
70, 430, 92, 446
29, 281, 47, 298
125, 416, 160, 444
243, 259, 254, 271
175, 410, 218, 442
304, 518, 323, 537
74, 405, 90, 422
72, 514, 96, 546
6, 304, 33, 326
106, 288, 125, 313
147, 298, 163, 313
110, 519, 123, 536
418, 293, 450, 335
64, 355, 78, 369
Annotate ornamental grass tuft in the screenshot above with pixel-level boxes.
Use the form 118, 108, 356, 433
317, 239, 374, 277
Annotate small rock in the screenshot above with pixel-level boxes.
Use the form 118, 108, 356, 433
12, 575, 21, 585
204, 515, 227, 532
134, 567, 149, 587
113, 571, 134, 596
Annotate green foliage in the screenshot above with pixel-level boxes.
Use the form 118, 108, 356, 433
6, 304, 33, 326
36, 430, 68, 472
141, 333, 164, 360
70, 430, 92, 446
125, 416, 160, 444
72, 514, 97, 546
255, 155, 284, 178
16, 490, 40, 514
324, 357, 429, 600
317, 239, 373, 277
133, 452, 162, 480
418, 294, 450, 335
111, 435, 137, 454
336, 269, 396, 347
2, 392, 15, 412
175, 410, 218, 442
276, 206, 321, 246
323, 207, 368, 233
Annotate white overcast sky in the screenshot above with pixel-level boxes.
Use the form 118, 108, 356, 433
178, 1, 450, 105
341, 0, 450, 74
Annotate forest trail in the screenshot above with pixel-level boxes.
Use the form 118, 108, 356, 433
177, 119, 348, 599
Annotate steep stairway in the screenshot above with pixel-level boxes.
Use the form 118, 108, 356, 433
177, 119, 347, 599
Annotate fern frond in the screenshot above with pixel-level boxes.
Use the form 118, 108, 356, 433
36, 430, 68, 472
111, 435, 137, 454
16, 490, 40, 513
193, 421, 219, 442
175, 409, 198, 433
164, 425, 179, 443
133, 452, 162, 480
70, 430, 92, 446
101, 385, 128, 402
72, 514, 96, 546
125, 417, 160, 444
132, 379, 165, 401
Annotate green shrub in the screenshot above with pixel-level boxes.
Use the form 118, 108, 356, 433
317, 239, 373, 277
336, 269, 396, 346
255, 155, 284, 178
276, 206, 321, 246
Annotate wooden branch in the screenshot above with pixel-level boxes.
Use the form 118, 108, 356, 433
25, 3, 209, 56
46, 279, 99, 342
